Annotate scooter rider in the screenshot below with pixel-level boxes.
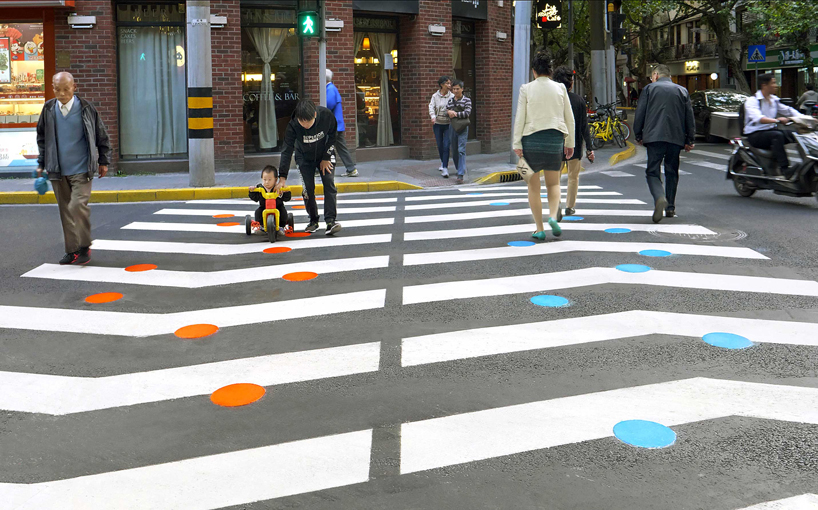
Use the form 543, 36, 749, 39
743, 73, 804, 175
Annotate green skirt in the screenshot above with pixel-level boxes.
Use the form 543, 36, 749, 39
522, 129, 564, 172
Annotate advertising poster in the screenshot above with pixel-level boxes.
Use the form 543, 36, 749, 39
0, 24, 44, 62
0, 131, 39, 167
0, 38, 10, 83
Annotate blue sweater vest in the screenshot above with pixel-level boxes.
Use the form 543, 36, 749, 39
55, 98, 90, 176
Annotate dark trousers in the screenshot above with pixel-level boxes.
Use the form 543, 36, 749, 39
52, 173, 93, 254
255, 202, 288, 230
645, 141, 682, 211
433, 123, 451, 168
748, 129, 796, 170
335, 131, 356, 171
299, 161, 337, 224
451, 126, 468, 176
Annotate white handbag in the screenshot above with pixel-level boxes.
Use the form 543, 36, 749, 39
516, 156, 536, 183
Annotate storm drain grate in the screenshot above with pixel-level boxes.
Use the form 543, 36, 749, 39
648, 229, 748, 242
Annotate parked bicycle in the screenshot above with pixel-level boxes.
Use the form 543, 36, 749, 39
588, 99, 631, 149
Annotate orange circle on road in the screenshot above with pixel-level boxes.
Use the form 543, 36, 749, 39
175, 324, 219, 339
217, 222, 241, 227
292, 205, 306, 209
210, 383, 266, 407
125, 264, 157, 272
285, 232, 311, 238
282, 271, 318, 282
213, 214, 234, 218
85, 292, 123, 304
263, 247, 293, 254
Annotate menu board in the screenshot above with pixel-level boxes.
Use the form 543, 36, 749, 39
0, 38, 10, 83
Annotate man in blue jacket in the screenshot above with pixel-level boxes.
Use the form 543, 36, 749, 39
326, 69, 358, 177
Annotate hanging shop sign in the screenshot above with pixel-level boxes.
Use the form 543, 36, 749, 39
778, 49, 806, 66
685, 60, 700, 72
535, 0, 562, 29
452, 0, 487, 20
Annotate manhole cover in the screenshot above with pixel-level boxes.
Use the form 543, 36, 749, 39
648, 229, 747, 242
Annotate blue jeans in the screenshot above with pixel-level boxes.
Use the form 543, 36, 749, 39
433, 123, 451, 168
451, 126, 468, 176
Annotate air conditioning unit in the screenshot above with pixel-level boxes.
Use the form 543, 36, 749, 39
210, 14, 227, 28
325, 18, 344, 32
67, 14, 96, 29
428, 24, 446, 37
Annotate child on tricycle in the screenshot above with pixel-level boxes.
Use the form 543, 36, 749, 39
246, 165, 294, 243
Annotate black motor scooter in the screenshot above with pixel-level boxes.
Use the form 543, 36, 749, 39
727, 116, 818, 201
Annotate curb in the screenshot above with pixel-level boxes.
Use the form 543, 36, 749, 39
0, 180, 423, 205
474, 162, 593, 186
608, 142, 637, 166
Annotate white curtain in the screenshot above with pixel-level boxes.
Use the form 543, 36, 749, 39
353, 31, 366, 149
370, 32, 396, 147
118, 26, 186, 157
245, 27, 288, 149
452, 37, 462, 79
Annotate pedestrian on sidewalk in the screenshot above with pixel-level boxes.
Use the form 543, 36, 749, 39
326, 69, 358, 177
429, 76, 453, 178
447, 80, 472, 185
36, 71, 111, 265
513, 50, 575, 241
553, 66, 594, 216
275, 99, 342, 236
634, 64, 695, 223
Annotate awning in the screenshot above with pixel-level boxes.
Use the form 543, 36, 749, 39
452, 0, 487, 20
0, 0, 75, 6
353, 0, 418, 15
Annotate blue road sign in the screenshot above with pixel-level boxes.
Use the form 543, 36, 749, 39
748, 45, 766, 63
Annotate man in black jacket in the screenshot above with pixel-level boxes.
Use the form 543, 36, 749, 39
274, 99, 341, 235
36, 72, 111, 265
634, 64, 695, 223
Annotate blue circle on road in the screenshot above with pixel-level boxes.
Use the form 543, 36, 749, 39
508, 241, 536, 247
702, 332, 754, 350
613, 420, 677, 448
616, 264, 652, 273
530, 295, 570, 307
490, 202, 510, 206
563, 216, 584, 221
467, 193, 483, 196
605, 228, 632, 234
639, 249, 672, 257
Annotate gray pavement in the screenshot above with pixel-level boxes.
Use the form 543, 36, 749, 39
1, 141, 817, 509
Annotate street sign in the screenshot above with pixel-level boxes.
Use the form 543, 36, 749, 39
297, 11, 319, 38
748, 45, 766, 63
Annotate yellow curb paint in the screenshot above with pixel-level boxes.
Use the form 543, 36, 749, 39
193, 188, 232, 200
0, 192, 38, 204
474, 171, 521, 185
608, 141, 637, 167
118, 190, 157, 202
339, 182, 369, 193
156, 189, 196, 201
38, 192, 57, 204
89, 191, 119, 203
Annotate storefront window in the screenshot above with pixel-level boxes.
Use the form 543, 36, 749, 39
0, 22, 44, 168
453, 20, 476, 140
117, 3, 187, 159
354, 16, 400, 148
241, 8, 300, 153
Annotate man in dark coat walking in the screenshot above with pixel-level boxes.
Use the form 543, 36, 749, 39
36, 72, 111, 265
634, 64, 695, 223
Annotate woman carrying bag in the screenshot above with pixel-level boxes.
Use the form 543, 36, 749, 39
513, 50, 575, 241
447, 80, 472, 185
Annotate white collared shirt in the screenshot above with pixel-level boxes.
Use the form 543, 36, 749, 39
59, 96, 76, 117
744, 90, 801, 134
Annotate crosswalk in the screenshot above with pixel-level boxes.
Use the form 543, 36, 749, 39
1, 174, 815, 509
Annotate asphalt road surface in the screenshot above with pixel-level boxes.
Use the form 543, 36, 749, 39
1, 142, 817, 510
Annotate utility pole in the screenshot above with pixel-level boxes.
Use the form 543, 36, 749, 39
589, 0, 608, 108
567, 0, 574, 71
318, 0, 327, 107
510, 0, 532, 163
186, 0, 215, 187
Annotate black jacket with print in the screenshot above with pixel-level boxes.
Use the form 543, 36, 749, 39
278, 106, 337, 179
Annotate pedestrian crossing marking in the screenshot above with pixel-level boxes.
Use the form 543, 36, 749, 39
403, 241, 766, 267
694, 151, 732, 160
630, 163, 691, 175
191, 197, 398, 205
0, 430, 373, 510
688, 160, 728, 171
23, 255, 390, 288
406, 191, 622, 202
155, 206, 397, 217
458, 185, 603, 192
404, 223, 715, 241
601, 170, 634, 177
91, 234, 393, 256
402, 267, 818, 305
737, 494, 818, 509
400, 378, 818, 474
406, 208, 654, 224
122, 218, 394, 234
0, 289, 386, 337
0, 342, 381, 415
405, 197, 645, 211
401, 310, 818, 366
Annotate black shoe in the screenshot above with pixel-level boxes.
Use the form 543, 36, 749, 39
75, 247, 91, 265
665, 209, 676, 218
556, 205, 563, 222
565, 207, 576, 216
653, 197, 667, 224
59, 252, 79, 265
325, 222, 342, 236
305, 222, 319, 233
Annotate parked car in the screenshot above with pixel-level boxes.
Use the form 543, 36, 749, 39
690, 89, 750, 142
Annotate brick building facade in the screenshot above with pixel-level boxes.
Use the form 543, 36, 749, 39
1, 0, 513, 174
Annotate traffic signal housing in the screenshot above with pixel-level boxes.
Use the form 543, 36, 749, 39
609, 11, 627, 44
297, 11, 319, 38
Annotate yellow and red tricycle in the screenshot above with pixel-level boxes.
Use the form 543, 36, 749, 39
245, 188, 294, 243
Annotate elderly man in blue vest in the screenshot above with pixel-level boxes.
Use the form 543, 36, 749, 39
36, 71, 111, 265
326, 69, 358, 177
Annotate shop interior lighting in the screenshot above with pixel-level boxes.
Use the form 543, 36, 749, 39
242, 73, 276, 82
362, 37, 371, 50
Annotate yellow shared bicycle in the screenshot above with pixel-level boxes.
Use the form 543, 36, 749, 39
589, 101, 631, 149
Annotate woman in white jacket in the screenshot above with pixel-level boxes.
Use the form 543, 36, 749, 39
513, 50, 575, 240
429, 76, 453, 177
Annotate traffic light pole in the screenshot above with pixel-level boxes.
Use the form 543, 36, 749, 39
589, 0, 608, 108
186, 0, 215, 187
318, 0, 327, 107
510, 0, 532, 164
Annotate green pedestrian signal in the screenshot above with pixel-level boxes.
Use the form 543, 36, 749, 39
298, 11, 319, 38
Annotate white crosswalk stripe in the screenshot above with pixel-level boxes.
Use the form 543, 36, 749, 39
405, 197, 645, 211
601, 170, 634, 177
405, 191, 622, 202
406, 208, 653, 224
687, 160, 728, 171
458, 185, 603, 191
192, 197, 398, 205
404, 222, 715, 241
154, 206, 396, 217
736, 494, 818, 509
694, 151, 733, 160
122, 217, 395, 233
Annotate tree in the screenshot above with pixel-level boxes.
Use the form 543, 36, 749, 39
621, 0, 684, 88
746, 0, 818, 85
531, 1, 593, 94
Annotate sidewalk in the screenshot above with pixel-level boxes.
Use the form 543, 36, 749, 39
0, 143, 638, 200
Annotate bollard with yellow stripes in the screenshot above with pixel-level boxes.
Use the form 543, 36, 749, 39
188, 87, 214, 139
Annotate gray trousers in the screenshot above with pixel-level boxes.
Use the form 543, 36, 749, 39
52, 173, 93, 253
335, 131, 356, 170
